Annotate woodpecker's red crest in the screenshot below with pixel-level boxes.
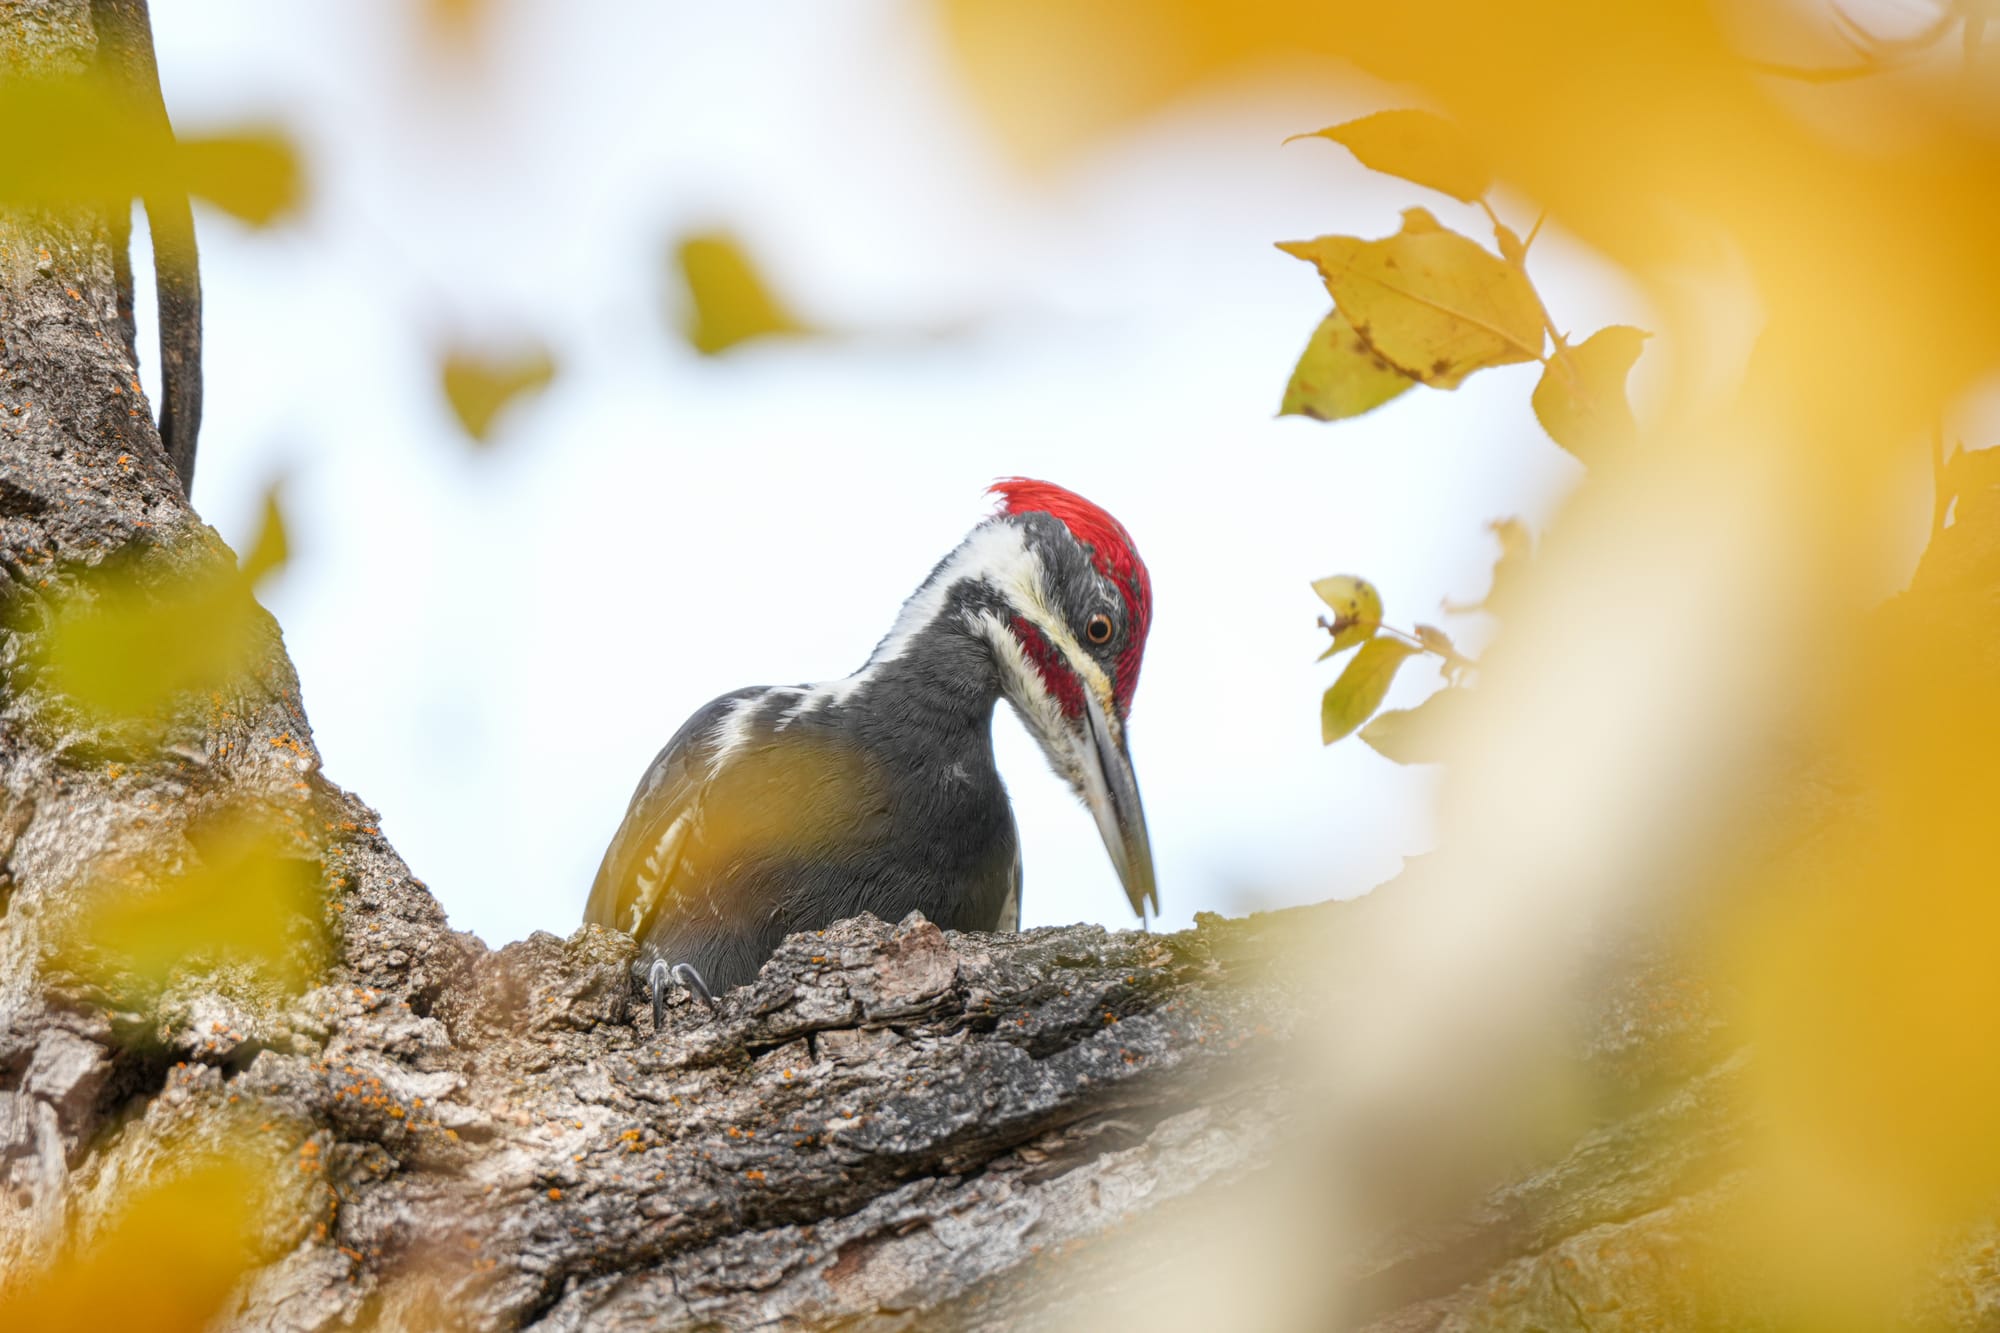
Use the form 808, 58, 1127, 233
989, 477, 1153, 716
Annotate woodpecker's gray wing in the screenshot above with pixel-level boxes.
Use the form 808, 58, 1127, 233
589, 674, 1021, 997
583, 687, 762, 940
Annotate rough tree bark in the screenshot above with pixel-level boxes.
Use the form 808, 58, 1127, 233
5, 4, 2000, 1331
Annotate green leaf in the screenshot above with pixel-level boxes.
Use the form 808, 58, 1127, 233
1361, 687, 1475, 764
441, 345, 557, 444
676, 232, 812, 356
1285, 109, 1491, 204
1280, 310, 1418, 421
1321, 637, 1420, 744
1311, 574, 1383, 655
1531, 325, 1649, 461
1278, 209, 1544, 390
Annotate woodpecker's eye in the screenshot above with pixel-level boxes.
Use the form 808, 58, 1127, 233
1085, 613, 1114, 645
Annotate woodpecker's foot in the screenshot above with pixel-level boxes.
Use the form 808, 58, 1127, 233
671, 962, 718, 1011
647, 958, 719, 1028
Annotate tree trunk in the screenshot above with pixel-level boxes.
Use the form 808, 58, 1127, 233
4, 4, 1999, 1330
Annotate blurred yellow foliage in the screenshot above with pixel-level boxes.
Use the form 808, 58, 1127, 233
423, 0, 495, 49
940, 0, 2000, 1321
941, 0, 2000, 448
440, 344, 557, 444
31, 485, 287, 719
1444, 518, 1534, 619
1360, 685, 1473, 765
0, 76, 299, 225
675, 232, 813, 356
0, 1150, 270, 1330
54, 809, 327, 994
609, 732, 886, 944
1286, 108, 1492, 205
1720, 562, 2000, 1321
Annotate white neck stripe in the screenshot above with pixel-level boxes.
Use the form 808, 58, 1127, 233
774, 520, 1038, 727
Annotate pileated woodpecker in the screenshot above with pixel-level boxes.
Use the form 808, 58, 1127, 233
585, 479, 1157, 1020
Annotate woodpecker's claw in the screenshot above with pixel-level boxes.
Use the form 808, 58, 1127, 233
672, 962, 718, 1011
647, 959, 670, 1029
648, 958, 719, 1029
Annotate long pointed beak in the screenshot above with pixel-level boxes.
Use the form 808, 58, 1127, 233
1077, 690, 1159, 920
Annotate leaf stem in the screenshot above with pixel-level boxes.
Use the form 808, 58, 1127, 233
1484, 202, 1579, 389
1523, 210, 1546, 254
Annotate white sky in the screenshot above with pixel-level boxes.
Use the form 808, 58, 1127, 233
144, 0, 1618, 948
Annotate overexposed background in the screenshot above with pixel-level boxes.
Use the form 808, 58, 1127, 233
144, 0, 1616, 947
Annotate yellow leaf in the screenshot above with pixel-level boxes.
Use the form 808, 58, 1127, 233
240, 484, 289, 584
1321, 637, 1419, 744
55, 813, 328, 993
440, 345, 557, 444
0, 78, 300, 226
1531, 325, 1649, 461
176, 131, 302, 227
1360, 686, 1474, 764
1311, 574, 1383, 655
1279, 209, 1544, 389
1280, 309, 1418, 421
34, 492, 290, 720
676, 232, 811, 356
1286, 109, 1491, 204
0, 1150, 269, 1332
